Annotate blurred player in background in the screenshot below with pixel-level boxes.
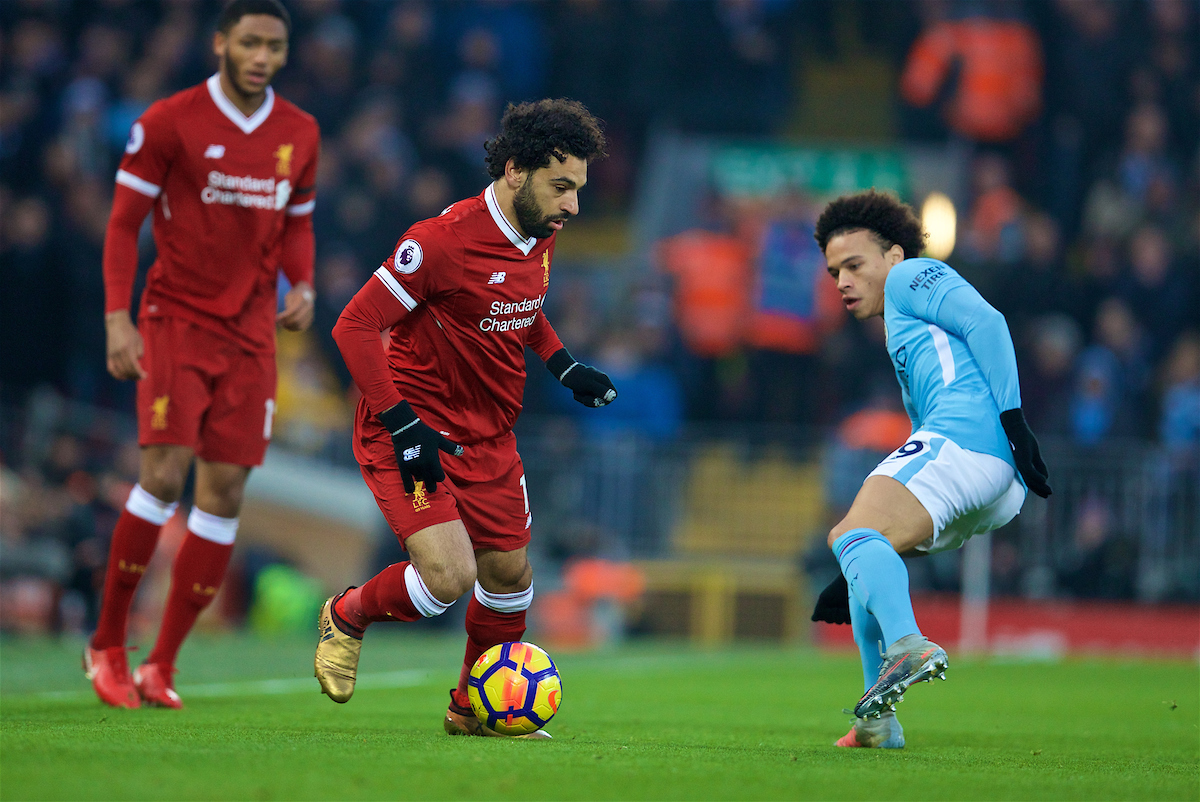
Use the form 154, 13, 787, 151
811, 190, 1051, 748
317, 99, 614, 739
86, 0, 319, 709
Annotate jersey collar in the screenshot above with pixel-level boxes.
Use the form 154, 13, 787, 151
484, 183, 537, 256
206, 73, 274, 135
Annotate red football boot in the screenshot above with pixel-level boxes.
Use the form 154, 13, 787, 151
83, 646, 140, 709
133, 662, 183, 709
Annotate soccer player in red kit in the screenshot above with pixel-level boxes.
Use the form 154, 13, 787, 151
316, 99, 614, 738
85, 0, 319, 710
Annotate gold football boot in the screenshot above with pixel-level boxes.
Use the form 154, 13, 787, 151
314, 593, 362, 703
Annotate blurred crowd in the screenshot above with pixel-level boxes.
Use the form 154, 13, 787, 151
1, 0, 1198, 630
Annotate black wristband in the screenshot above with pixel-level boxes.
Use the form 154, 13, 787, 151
545, 348, 579, 382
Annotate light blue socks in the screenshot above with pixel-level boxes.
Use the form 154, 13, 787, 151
833, 528, 921, 652
848, 592, 883, 693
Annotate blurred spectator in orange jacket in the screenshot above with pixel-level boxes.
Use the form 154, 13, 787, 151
658, 229, 753, 359
962, 152, 1025, 265
900, 1, 1043, 143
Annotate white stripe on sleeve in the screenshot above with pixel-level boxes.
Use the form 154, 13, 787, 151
286, 199, 315, 216
115, 169, 162, 198
928, 324, 957, 385
373, 266, 418, 311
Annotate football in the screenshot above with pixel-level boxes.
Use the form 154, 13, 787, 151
467, 641, 562, 735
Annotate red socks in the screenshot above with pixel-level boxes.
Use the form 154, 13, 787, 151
330, 562, 532, 715
337, 560, 457, 632
145, 532, 233, 667
91, 508, 166, 650
338, 561, 422, 628
455, 594, 528, 703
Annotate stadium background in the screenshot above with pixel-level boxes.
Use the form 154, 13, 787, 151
0, 0, 1196, 657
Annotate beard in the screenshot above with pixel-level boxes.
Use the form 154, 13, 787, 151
513, 179, 563, 239
221, 56, 267, 102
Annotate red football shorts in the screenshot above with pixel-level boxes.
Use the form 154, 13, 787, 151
356, 413, 532, 552
136, 316, 277, 466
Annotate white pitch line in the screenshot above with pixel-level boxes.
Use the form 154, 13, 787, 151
21, 669, 430, 702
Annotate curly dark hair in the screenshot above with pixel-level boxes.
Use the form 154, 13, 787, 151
813, 189, 926, 259
484, 99, 607, 180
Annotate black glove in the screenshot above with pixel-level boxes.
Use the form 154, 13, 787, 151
811, 573, 851, 625
545, 348, 617, 408
379, 400, 464, 495
999, 408, 1052, 498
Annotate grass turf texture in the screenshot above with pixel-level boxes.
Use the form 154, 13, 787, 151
1, 633, 1196, 801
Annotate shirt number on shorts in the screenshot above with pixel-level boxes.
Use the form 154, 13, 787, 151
887, 440, 925, 460
519, 474, 530, 515
520, 474, 532, 529
263, 398, 276, 440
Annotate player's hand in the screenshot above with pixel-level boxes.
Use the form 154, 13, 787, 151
277, 281, 315, 332
104, 310, 147, 381
811, 573, 851, 625
379, 400, 465, 495
545, 348, 617, 408
999, 408, 1052, 498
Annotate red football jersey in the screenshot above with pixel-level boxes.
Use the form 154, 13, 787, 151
351, 184, 565, 444
113, 74, 319, 352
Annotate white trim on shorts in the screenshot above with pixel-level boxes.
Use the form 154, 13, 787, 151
868, 430, 1026, 553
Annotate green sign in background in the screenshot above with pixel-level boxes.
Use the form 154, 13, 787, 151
711, 146, 908, 198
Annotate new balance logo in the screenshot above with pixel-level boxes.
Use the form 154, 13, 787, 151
204, 144, 225, 159
488, 272, 506, 284
403, 445, 421, 461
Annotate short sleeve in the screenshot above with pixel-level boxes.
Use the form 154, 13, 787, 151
114, 100, 178, 198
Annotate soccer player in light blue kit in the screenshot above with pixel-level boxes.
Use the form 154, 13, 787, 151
812, 190, 1052, 749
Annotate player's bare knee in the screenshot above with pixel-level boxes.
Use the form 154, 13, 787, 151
139, 464, 187, 503
481, 561, 532, 594
194, 485, 245, 519
827, 521, 854, 549
421, 561, 476, 605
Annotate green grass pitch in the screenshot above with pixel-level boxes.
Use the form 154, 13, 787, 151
1, 632, 1196, 801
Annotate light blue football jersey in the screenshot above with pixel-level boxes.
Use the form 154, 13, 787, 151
882, 257, 1020, 469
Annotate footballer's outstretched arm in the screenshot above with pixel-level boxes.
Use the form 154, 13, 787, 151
530, 312, 617, 408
